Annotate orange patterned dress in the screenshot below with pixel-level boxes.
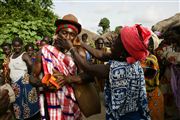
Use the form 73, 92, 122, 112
141, 54, 164, 120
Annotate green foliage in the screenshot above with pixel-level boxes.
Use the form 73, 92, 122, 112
114, 26, 123, 34
98, 17, 110, 35
0, 0, 57, 60
0, 20, 55, 44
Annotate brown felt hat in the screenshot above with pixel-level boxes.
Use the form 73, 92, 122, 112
55, 14, 81, 34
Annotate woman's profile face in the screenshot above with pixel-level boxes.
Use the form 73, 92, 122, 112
110, 34, 123, 59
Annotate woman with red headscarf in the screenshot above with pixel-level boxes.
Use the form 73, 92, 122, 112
59, 24, 151, 120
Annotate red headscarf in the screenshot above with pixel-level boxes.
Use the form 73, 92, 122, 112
121, 24, 151, 64
56, 24, 78, 34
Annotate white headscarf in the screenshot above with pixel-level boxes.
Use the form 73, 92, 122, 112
151, 31, 161, 50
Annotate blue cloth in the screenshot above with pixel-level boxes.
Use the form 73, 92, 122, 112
32, 57, 36, 63
104, 61, 150, 120
85, 51, 91, 62
11, 77, 39, 119
106, 111, 142, 120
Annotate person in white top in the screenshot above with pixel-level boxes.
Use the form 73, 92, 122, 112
8, 37, 40, 120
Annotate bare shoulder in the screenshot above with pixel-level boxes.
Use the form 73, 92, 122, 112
36, 49, 42, 56
22, 52, 30, 60
75, 46, 86, 59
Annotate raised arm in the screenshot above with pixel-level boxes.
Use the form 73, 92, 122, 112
62, 40, 110, 79
81, 42, 111, 61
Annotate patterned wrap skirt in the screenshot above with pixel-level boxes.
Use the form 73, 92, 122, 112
11, 75, 39, 119
147, 87, 164, 120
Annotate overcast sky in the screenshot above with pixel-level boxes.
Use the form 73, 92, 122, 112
52, 0, 180, 33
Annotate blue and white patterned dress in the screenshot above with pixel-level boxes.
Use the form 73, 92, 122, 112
104, 60, 151, 120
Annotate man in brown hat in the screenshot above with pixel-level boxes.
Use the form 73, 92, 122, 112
30, 14, 83, 120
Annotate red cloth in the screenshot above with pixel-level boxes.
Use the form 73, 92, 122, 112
56, 24, 78, 34
40, 45, 81, 120
121, 24, 151, 64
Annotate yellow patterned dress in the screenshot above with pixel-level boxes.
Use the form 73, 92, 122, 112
141, 54, 164, 120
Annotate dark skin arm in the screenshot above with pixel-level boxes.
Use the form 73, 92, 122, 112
29, 48, 89, 88
81, 42, 111, 61
29, 50, 44, 87
30, 50, 62, 89
0, 90, 12, 120
53, 46, 95, 84
0, 90, 10, 115
0, 90, 13, 120
22, 52, 33, 74
60, 40, 110, 80
54, 71, 95, 84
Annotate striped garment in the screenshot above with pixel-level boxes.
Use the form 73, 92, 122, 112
40, 45, 81, 120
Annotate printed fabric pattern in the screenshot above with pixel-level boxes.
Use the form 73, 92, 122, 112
105, 61, 150, 120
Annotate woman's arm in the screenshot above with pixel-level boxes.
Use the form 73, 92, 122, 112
62, 39, 110, 79
22, 52, 33, 74
81, 42, 111, 61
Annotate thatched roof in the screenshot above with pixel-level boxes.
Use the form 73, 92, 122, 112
152, 13, 180, 45
152, 13, 180, 35
79, 28, 100, 41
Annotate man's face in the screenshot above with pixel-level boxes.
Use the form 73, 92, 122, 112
58, 28, 78, 42
56, 27, 78, 50
95, 39, 104, 49
82, 35, 88, 42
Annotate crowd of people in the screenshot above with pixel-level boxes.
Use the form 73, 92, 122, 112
0, 13, 179, 120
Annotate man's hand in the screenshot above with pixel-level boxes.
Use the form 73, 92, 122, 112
59, 37, 74, 51
53, 69, 81, 85
52, 69, 66, 86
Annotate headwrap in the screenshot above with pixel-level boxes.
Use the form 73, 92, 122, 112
55, 14, 81, 34
56, 24, 79, 34
121, 24, 151, 64
151, 31, 161, 50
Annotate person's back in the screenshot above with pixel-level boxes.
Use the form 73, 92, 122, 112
105, 60, 149, 119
